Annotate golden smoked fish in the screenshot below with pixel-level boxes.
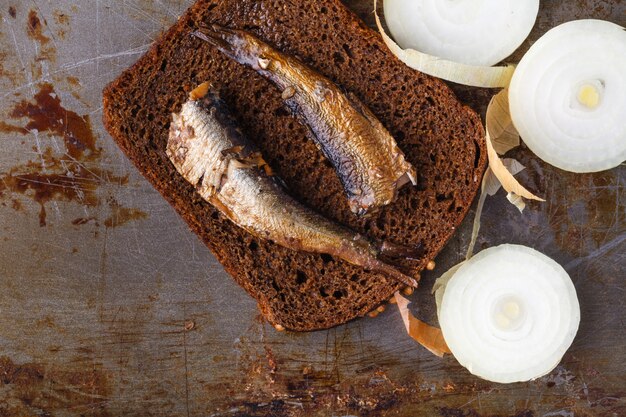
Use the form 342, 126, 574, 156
166, 86, 418, 288
193, 25, 417, 216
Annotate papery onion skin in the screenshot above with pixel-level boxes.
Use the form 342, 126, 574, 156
485, 90, 544, 203
439, 245, 580, 384
383, 0, 539, 67
509, 20, 626, 173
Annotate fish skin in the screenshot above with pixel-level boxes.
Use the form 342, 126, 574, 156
193, 25, 417, 216
166, 90, 418, 288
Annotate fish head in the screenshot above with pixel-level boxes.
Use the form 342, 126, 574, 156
194, 24, 271, 70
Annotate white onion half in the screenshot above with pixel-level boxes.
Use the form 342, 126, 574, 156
509, 20, 626, 173
383, 0, 539, 67
439, 245, 580, 384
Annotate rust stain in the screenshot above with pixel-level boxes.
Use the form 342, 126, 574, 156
265, 345, 278, 377
10, 83, 99, 160
439, 409, 534, 417
29, 61, 43, 80
104, 201, 148, 228
0, 83, 147, 226
25, 9, 57, 76
0, 165, 121, 227
209, 321, 608, 416
0, 12, 7, 79
0, 86, 139, 227
36, 315, 67, 334
26, 9, 50, 44
576, 385, 626, 410
0, 356, 111, 417
66, 76, 85, 101
8, 6, 16, 18
66, 76, 81, 87
0, 121, 29, 134
76, 346, 95, 356
206, 351, 626, 417
72, 216, 98, 226
0, 51, 9, 81
53, 10, 71, 40
53, 10, 70, 25
0, 29, 143, 230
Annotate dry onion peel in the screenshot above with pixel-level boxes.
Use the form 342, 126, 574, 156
465, 159, 526, 261
486, 89, 545, 203
506, 192, 526, 213
394, 292, 451, 357
432, 262, 465, 318
484, 159, 526, 197
438, 244, 580, 383
374, 0, 515, 88
465, 171, 491, 261
487, 88, 521, 155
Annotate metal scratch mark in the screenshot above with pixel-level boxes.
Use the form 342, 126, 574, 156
108, 7, 159, 41
542, 410, 574, 417
60, 45, 151, 71
153, 0, 182, 18
565, 234, 626, 270
96, 0, 100, 77
0, 45, 150, 99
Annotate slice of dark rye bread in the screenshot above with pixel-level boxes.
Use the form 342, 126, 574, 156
102, 0, 487, 331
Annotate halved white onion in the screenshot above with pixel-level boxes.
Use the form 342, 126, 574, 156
438, 245, 580, 384
383, 0, 539, 67
509, 20, 626, 173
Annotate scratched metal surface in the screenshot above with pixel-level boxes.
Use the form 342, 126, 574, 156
0, 1, 624, 416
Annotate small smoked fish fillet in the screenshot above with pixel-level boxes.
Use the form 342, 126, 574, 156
166, 88, 418, 288
194, 25, 417, 216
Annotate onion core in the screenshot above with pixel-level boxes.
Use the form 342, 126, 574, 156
439, 244, 580, 383
509, 20, 626, 173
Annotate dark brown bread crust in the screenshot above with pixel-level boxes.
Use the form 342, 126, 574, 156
102, 0, 487, 331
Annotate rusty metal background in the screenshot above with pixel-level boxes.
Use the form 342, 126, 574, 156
0, 1, 624, 416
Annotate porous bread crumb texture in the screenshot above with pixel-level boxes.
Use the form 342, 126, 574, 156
103, 0, 486, 331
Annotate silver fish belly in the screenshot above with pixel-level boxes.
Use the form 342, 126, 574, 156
166, 88, 418, 288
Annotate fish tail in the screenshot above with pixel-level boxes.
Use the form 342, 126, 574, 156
193, 24, 263, 67
371, 260, 419, 288
379, 240, 424, 260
